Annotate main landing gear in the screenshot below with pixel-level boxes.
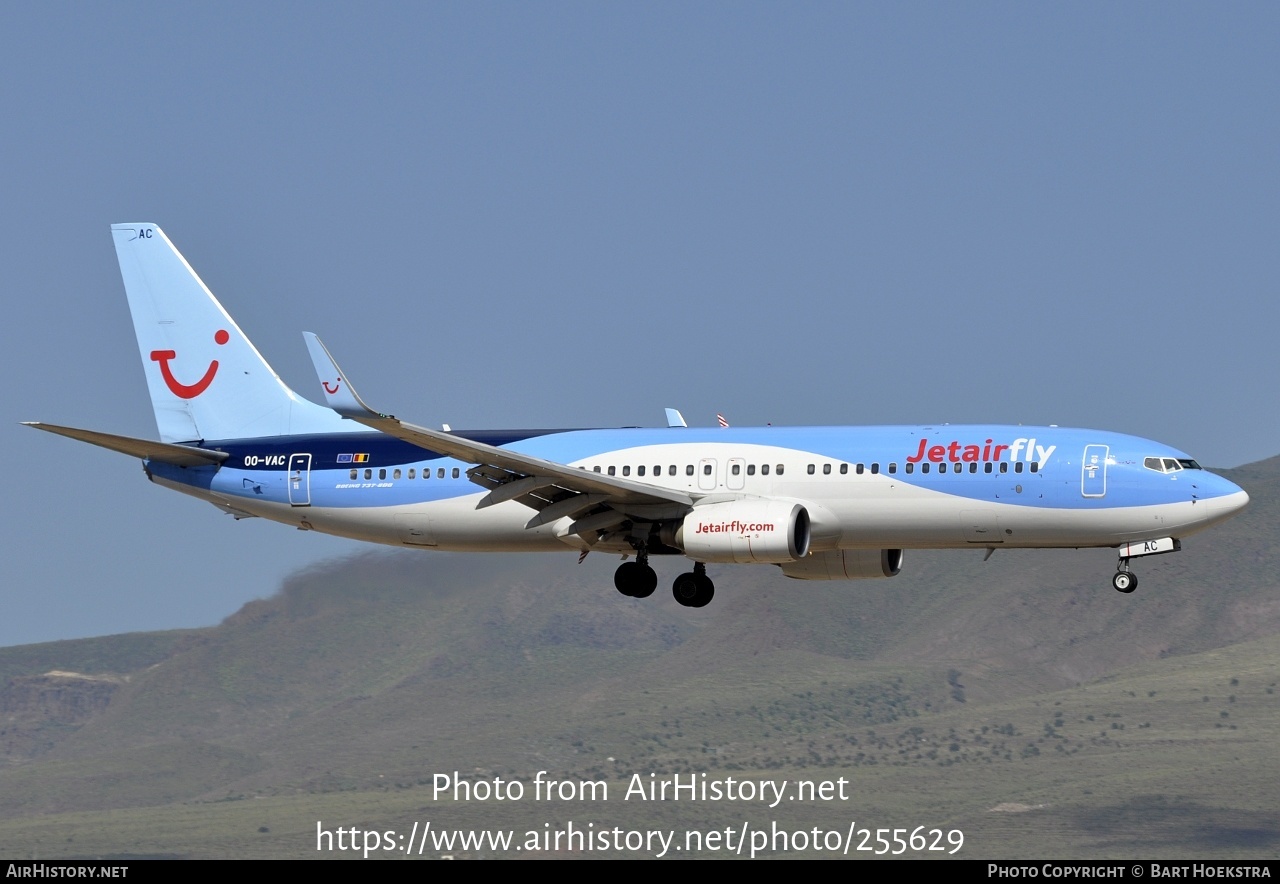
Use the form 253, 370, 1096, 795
614, 555, 715, 607
614, 550, 657, 598
672, 562, 714, 608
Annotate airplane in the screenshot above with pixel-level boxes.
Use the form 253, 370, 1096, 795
25, 224, 1250, 608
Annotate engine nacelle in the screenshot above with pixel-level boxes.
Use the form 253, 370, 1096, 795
778, 549, 904, 580
675, 500, 811, 564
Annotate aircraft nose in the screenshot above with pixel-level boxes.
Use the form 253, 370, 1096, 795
1202, 475, 1248, 526
1219, 487, 1249, 515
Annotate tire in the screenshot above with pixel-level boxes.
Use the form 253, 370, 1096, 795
672, 573, 700, 606
1112, 571, 1137, 593
632, 565, 657, 598
614, 561, 640, 596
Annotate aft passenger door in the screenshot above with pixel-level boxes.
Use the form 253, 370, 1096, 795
288, 453, 312, 506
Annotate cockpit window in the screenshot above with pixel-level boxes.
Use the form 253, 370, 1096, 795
1145, 456, 1202, 473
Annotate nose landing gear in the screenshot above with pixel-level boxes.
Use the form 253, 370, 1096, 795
1111, 567, 1137, 593
1109, 537, 1181, 593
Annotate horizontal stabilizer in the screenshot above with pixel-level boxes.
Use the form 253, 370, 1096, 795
22, 422, 229, 467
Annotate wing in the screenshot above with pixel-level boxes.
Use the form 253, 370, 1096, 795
302, 333, 694, 539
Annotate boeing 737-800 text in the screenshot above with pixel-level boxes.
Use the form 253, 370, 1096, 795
25, 225, 1250, 607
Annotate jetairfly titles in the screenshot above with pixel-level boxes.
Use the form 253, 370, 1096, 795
24, 224, 1250, 608
906, 437, 1057, 465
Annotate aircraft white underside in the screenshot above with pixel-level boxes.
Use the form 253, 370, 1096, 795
156, 471, 1247, 554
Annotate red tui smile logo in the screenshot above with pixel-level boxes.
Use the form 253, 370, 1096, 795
322, 378, 342, 395
151, 329, 229, 399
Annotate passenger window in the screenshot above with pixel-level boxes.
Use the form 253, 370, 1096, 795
593, 466, 601, 473
623, 466, 631, 476
855, 464, 864, 475
364, 468, 372, 480
452, 468, 460, 479
731, 464, 740, 476
686, 465, 694, 476
437, 468, 445, 478
747, 464, 756, 476
668, 465, 676, 476
1029, 462, 1038, 473
905, 462, 914, 474
379, 468, 387, 480
999, 463, 1008, 474
408, 468, 416, 479
654, 465, 660, 475
807, 464, 815, 475
637, 466, 645, 476
969, 463, 977, 473
1014, 462, 1023, 473
761, 464, 770, 476
823, 464, 832, 475
703, 464, 713, 475
392, 469, 400, 480
839, 463, 848, 475
873, 463, 882, 474
922, 463, 930, 474
776, 464, 785, 476
984, 463, 992, 473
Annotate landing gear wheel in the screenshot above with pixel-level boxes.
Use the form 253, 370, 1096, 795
673, 571, 714, 607
632, 565, 657, 598
1112, 571, 1137, 593
614, 561, 657, 598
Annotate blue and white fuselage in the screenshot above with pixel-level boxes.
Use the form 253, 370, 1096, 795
149, 424, 1244, 553
27, 225, 1249, 606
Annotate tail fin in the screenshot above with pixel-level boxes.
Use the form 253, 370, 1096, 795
111, 224, 357, 442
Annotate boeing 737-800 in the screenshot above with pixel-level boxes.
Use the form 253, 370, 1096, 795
25, 224, 1250, 607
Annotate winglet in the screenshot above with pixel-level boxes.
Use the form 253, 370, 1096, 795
664, 408, 687, 428
302, 332, 391, 420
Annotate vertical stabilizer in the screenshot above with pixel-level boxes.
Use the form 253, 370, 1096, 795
111, 224, 357, 442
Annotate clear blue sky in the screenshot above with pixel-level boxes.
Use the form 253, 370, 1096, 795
3, 3, 1277, 646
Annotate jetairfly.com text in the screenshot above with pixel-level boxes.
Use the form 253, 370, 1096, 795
693, 520, 775, 535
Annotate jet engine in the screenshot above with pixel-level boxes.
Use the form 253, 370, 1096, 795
778, 549, 904, 580
671, 500, 811, 564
